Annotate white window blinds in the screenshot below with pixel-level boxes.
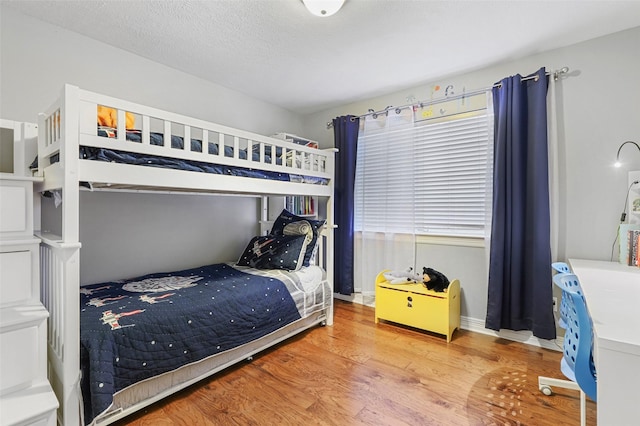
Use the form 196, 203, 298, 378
354, 111, 415, 234
413, 112, 492, 236
354, 103, 492, 238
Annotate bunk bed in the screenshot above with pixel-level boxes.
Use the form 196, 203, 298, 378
34, 85, 335, 425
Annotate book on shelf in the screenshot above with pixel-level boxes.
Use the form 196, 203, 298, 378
619, 224, 640, 266
285, 195, 315, 217
628, 229, 640, 267
619, 224, 640, 264
637, 232, 640, 267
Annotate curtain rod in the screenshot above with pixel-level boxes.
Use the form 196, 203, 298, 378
326, 66, 569, 129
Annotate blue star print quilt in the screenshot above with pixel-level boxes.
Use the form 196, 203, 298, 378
79, 263, 303, 424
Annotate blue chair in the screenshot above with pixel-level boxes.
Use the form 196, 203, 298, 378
552, 262, 571, 329
538, 273, 597, 426
551, 262, 571, 274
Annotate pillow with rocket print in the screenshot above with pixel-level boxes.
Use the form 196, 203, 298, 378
270, 209, 325, 267
237, 234, 309, 271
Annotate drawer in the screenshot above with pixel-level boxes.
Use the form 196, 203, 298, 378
0, 380, 58, 426
0, 243, 40, 307
376, 286, 449, 335
0, 179, 34, 238
30, 410, 57, 426
0, 251, 32, 306
26, 410, 57, 426
0, 312, 48, 396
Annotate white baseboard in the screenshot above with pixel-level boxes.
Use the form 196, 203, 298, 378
335, 293, 563, 351
334, 292, 376, 307
459, 316, 563, 351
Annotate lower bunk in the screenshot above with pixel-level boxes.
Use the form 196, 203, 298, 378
41, 248, 331, 426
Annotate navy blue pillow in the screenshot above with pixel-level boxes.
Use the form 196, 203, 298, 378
237, 234, 308, 271
270, 209, 325, 266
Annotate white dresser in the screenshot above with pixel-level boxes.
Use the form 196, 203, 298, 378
0, 173, 58, 425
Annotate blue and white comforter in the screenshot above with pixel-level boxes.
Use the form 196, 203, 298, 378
79, 263, 313, 424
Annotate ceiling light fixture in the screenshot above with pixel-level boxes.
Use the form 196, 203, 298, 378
302, 0, 345, 17
614, 140, 640, 167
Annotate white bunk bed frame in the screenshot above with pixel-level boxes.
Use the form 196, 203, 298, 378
35, 84, 335, 426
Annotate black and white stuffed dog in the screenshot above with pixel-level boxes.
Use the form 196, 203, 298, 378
422, 267, 450, 292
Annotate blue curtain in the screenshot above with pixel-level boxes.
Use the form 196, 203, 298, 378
485, 68, 556, 340
333, 115, 360, 295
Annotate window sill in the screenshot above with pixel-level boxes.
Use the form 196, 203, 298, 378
416, 234, 485, 248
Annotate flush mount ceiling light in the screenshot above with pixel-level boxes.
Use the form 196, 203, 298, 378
302, 0, 345, 17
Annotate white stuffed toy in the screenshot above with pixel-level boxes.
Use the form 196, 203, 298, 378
383, 267, 423, 285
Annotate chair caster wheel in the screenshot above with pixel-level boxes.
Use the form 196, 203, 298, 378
320, 320, 327, 326
246, 356, 253, 362
540, 385, 553, 396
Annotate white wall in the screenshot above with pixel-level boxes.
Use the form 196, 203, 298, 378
303, 26, 640, 323
0, 6, 304, 283
0, 7, 305, 136
3, 5, 639, 325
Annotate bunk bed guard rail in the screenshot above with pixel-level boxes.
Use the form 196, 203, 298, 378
36, 85, 334, 198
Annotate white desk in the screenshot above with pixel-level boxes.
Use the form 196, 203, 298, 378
569, 258, 640, 425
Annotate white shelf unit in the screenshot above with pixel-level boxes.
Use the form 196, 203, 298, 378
268, 195, 318, 220
272, 132, 319, 149
0, 122, 58, 426
269, 133, 320, 223
285, 195, 317, 217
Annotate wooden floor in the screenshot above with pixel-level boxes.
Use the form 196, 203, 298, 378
115, 300, 596, 425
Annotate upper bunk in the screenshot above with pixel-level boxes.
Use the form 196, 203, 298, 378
35, 85, 335, 198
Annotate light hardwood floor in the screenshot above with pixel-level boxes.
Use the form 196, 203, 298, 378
115, 300, 595, 425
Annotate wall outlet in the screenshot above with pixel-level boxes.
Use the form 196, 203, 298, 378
552, 297, 558, 313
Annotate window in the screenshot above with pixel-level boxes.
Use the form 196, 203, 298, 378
354, 94, 493, 238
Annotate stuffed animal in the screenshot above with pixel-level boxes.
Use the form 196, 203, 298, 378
422, 267, 450, 292
383, 267, 423, 285
98, 105, 135, 129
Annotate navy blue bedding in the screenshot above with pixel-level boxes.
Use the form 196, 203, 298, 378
79, 263, 302, 424
31, 128, 329, 185
107, 127, 280, 161
80, 145, 294, 182
86, 128, 328, 184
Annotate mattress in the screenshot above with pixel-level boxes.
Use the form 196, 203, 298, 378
80, 262, 329, 424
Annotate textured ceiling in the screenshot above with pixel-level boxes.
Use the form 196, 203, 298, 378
4, 0, 640, 114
